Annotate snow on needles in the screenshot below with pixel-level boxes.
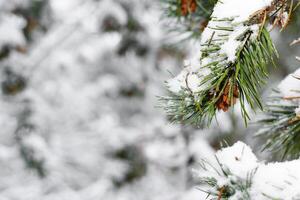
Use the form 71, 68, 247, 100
216, 141, 259, 180
212, 0, 273, 23
167, 0, 274, 95
195, 141, 300, 199
0, 13, 26, 49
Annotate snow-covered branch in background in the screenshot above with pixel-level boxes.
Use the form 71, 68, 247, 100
0, 14, 26, 50
0, 0, 218, 199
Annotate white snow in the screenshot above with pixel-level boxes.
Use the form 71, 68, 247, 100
216, 141, 259, 180
195, 141, 300, 199
212, 0, 273, 22
0, 1, 217, 199
167, 64, 209, 93
167, 0, 274, 95
251, 160, 300, 199
0, 14, 26, 49
220, 38, 240, 62
0, 0, 297, 199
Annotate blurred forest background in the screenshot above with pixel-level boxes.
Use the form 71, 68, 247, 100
0, 0, 299, 199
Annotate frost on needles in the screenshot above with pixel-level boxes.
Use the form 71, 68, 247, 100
160, 0, 289, 126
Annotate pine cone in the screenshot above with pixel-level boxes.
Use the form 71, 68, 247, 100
216, 83, 239, 112
181, 0, 197, 16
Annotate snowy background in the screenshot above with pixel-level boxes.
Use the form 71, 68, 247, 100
0, 0, 299, 199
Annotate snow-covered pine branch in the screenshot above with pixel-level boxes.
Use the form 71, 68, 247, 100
257, 68, 300, 159
194, 141, 300, 199
160, 0, 291, 126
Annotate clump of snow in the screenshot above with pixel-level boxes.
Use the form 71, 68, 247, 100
0, 14, 26, 49
167, 54, 211, 94
167, 69, 202, 94
219, 24, 258, 62
212, 0, 273, 22
251, 160, 300, 199
220, 38, 240, 62
167, 69, 189, 93
216, 141, 259, 180
195, 141, 300, 199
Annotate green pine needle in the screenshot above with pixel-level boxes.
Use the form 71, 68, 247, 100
159, 27, 277, 127
160, 0, 217, 38
196, 158, 255, 199
256, 90, 300, 160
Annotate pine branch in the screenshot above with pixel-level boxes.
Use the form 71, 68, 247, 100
256, 88, 300, 160
194, 141, 300, 199
256, 33, 300, 160
160, 0, 216, 38
160, 20, 277, 126
159, 0, 296, 127
196, 158, 254, 199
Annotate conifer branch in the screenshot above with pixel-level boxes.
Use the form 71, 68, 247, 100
160, 0, 216, 38
256, 35, 300, 160
256, 72, 300, 160
159, 0, 295, 127
196, 158, 254, 199
194, 141, 300, 199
